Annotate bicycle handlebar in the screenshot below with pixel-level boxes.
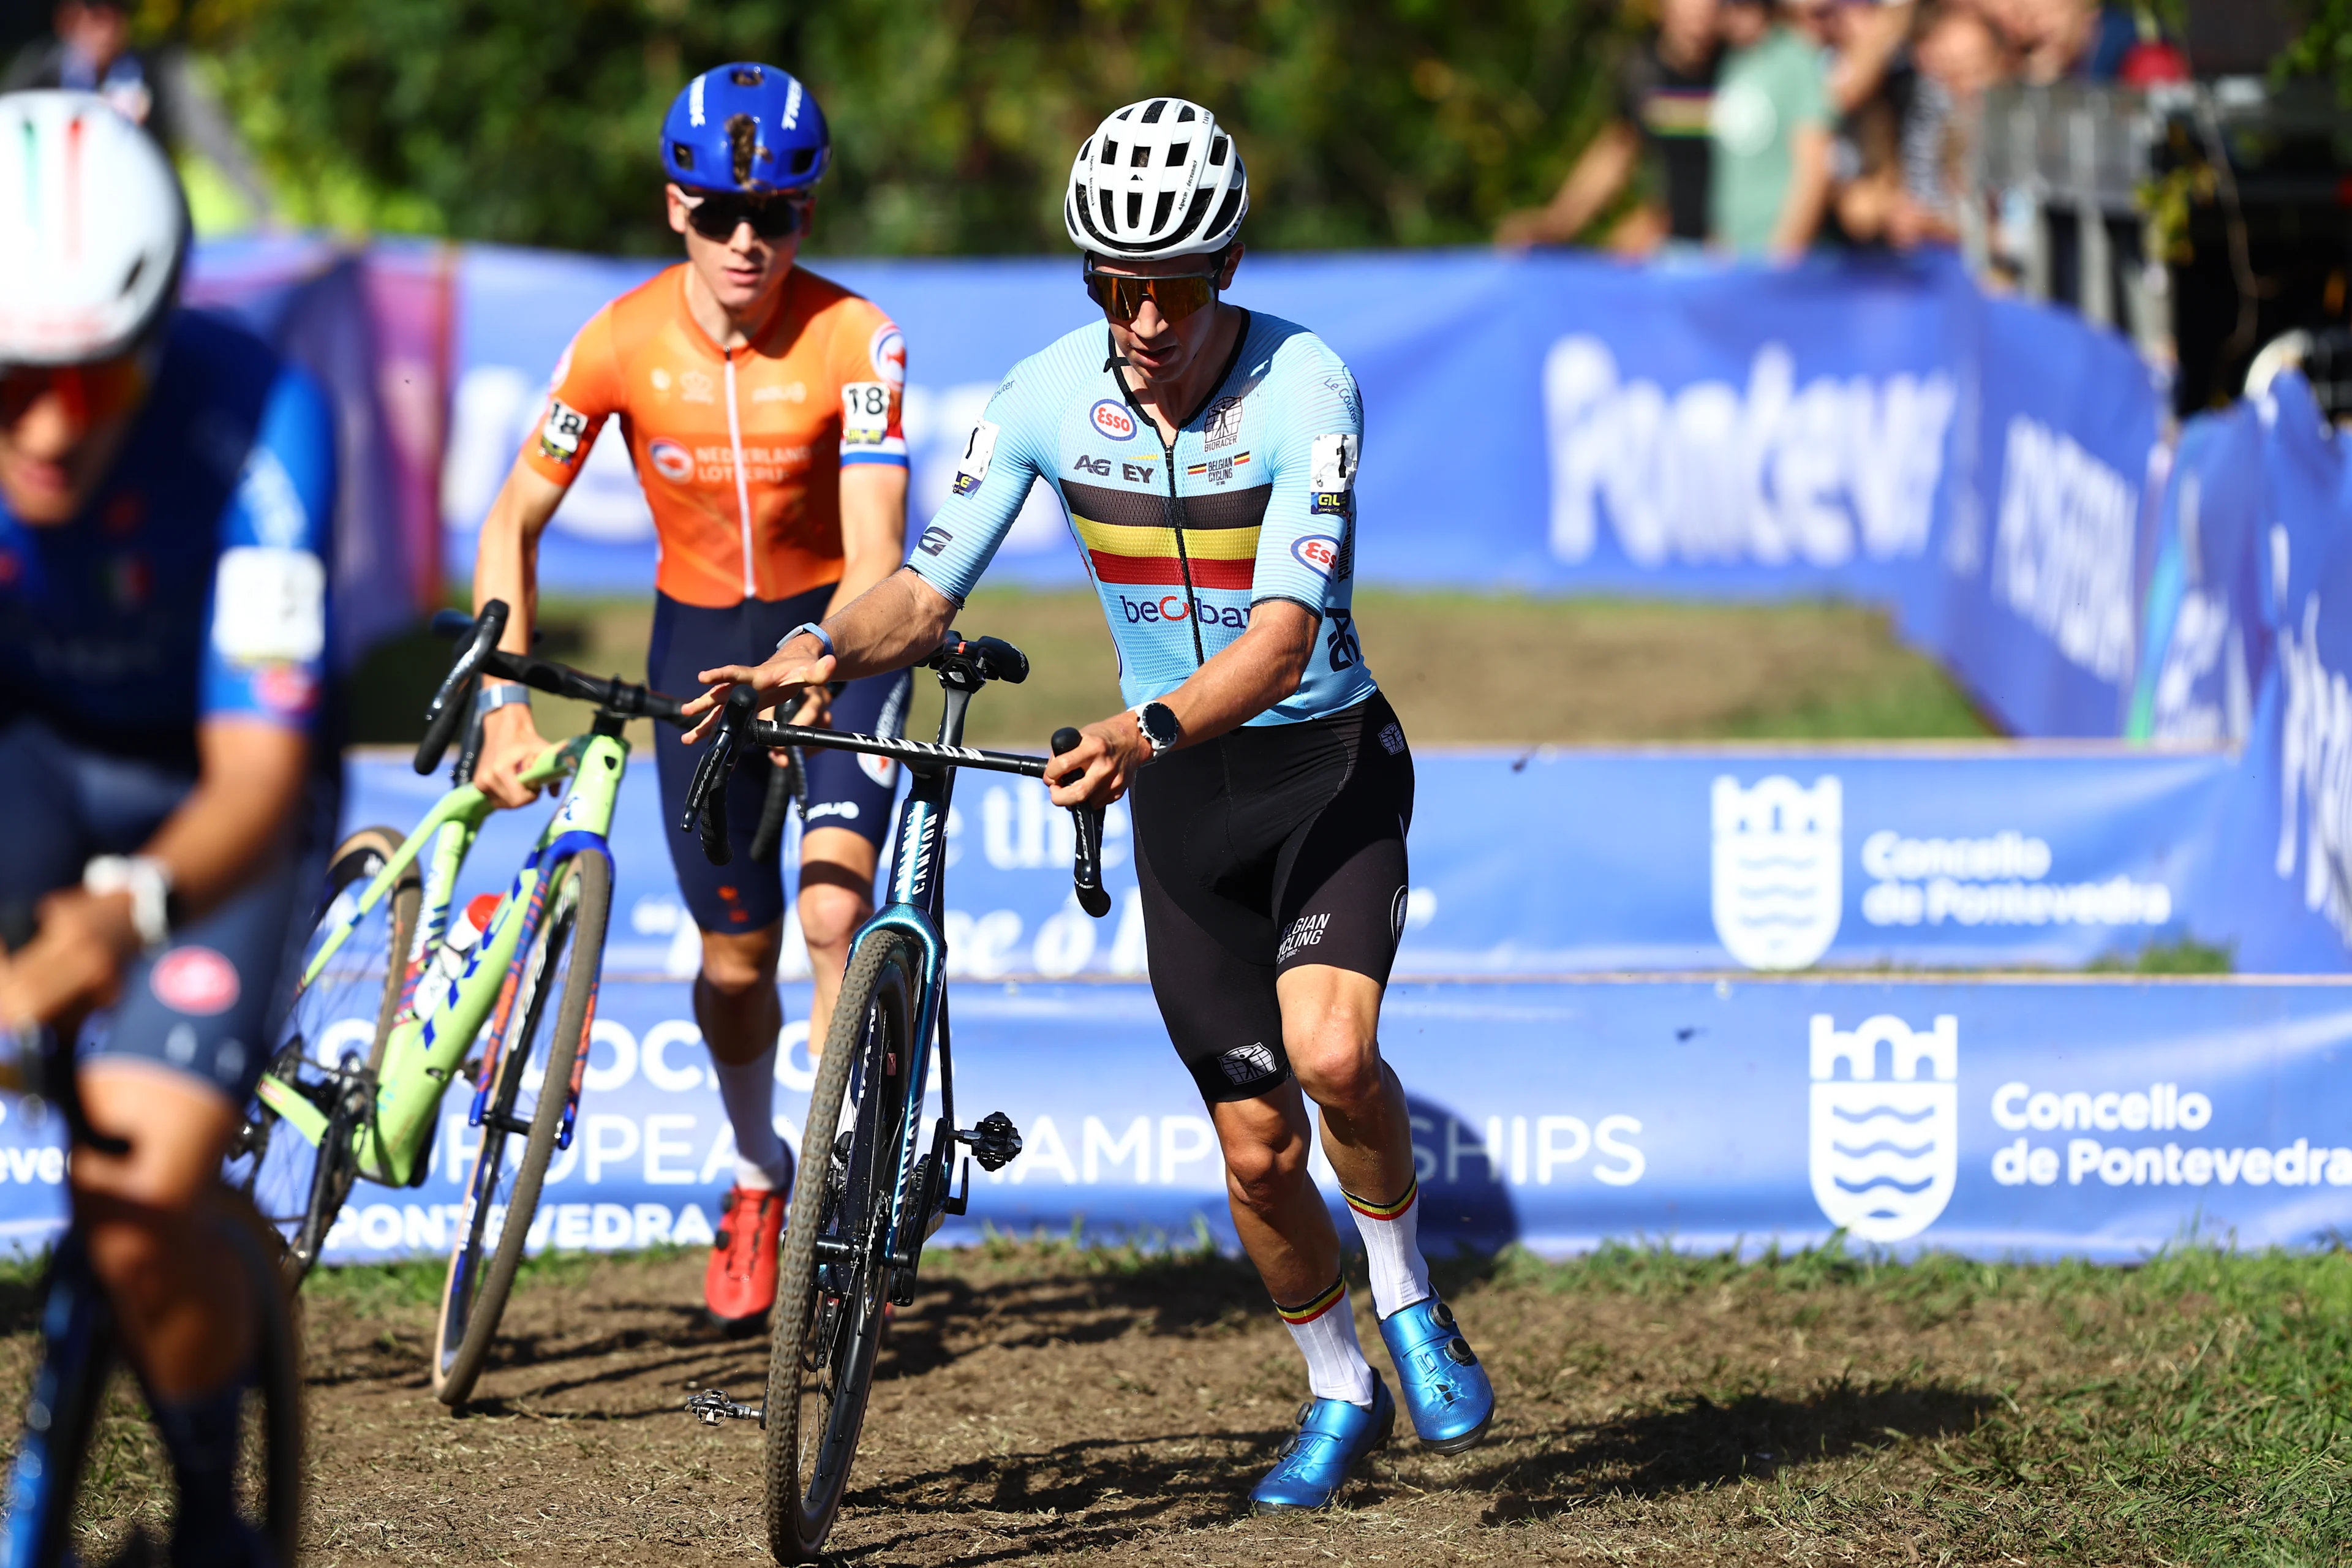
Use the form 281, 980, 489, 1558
416, 601, 690, 777
1050, 728, 1112, 919
421, 609, 1113, 922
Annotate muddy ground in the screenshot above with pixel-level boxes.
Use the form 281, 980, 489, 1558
12, 1239, 2215, 1566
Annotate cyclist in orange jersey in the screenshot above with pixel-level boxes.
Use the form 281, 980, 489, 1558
468, 62, 908, 1327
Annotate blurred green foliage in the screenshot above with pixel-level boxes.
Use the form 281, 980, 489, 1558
143, 0, 1623, 254
2282, 0, 2352, 101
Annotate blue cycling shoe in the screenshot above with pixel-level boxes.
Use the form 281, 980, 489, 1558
1378, 1296, 1494, 1452
1248, 1371, 1395, 1513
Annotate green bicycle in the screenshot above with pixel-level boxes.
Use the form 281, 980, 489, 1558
227, 601, 698, 1406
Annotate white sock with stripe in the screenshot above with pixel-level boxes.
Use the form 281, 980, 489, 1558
1276, 1279, 1376, 1407
1344, 1174, 1434, 1319
712, 1044, 791, 1191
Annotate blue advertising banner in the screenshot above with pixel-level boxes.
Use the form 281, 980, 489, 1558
1918, 293, 2168, 737
337, 747, 2237, 983
438, 246, 1980, 599
7, 976, 2345, 1265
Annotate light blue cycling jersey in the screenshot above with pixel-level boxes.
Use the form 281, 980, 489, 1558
908, 311, 1376, 726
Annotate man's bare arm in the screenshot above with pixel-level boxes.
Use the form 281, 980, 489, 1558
681, 565, 958, 740
1045, 600, 1317, 810
472, 458, 570, 659
0, 718, 308, 1027
1770, 125, 1834, 260
829, 465, 909, 618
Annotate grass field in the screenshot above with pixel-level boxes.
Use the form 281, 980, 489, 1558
348, 589, 1993, 751
14, 1238, 2346, 1564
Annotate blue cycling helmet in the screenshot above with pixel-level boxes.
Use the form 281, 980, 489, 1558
660, 62, 829, 195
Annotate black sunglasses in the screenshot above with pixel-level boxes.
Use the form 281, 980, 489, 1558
680, 190, 810, 242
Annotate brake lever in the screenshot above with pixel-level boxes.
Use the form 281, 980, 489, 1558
415, 600, 510, 775
1050, 727, 1112, 919
680, 685, 758, 865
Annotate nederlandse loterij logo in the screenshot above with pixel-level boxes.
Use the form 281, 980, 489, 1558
1711, 774, 1842, 970
1808, 1013, 1958, 1243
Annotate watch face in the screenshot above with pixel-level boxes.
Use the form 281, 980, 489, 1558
1143, 703, 1180, 748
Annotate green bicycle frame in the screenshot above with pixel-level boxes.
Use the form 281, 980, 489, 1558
258, 731, 629, 1188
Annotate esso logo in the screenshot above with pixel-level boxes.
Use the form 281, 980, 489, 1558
1090, 399, 1137, 442
150, 946, 241, 1017
649, 439, 693, 483
1292, 535, 1341, 576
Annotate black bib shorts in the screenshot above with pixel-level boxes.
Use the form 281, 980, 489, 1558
1130, 690, 1414, 1106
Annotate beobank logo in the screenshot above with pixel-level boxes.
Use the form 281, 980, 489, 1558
1119, 592, 1250, 630
1090, 399, 1138, 442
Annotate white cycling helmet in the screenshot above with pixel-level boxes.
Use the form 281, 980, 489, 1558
0, 91, 187, 366
1063, 97, 1248, 261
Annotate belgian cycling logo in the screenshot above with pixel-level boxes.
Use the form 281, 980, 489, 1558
1711, 774, 1842, 970
1808, 1013, 1959, 1243
1090, 399, 1138, 442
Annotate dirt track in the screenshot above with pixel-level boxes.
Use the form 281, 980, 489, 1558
16, 1240, 2118, 1566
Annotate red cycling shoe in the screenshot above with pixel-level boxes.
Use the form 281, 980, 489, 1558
704, 1184, 786, 1329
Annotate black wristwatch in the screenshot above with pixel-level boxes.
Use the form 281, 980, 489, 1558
1134, 701, 1182, 761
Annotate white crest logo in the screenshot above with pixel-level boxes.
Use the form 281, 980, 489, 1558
1711, 775, 1842, 970
1808, 1013, 1958, 1243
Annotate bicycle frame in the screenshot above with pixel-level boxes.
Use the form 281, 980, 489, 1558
257, 728, 627, 1190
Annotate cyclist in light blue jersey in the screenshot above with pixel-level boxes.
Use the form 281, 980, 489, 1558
911, 309, 1373, 722
687, 97, 1493, 1513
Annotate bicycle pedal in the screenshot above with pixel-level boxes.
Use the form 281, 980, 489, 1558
957, 1110, 1023, 1172
685, 1388, 763, 1427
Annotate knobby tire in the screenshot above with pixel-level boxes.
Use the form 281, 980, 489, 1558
431, 851, 609, 1407
764, 926, 918, 1563
235, 824, 421, 1288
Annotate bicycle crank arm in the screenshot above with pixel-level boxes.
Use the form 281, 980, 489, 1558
685, 1389, 763, 1428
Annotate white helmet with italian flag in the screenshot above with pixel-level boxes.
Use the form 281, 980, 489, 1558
0, 91, 188, 366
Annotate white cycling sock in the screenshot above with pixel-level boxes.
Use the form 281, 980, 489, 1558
1276, 1280, 1375, 1407
712, 1044, 791, 1191
1344, 1174, 1433, 1319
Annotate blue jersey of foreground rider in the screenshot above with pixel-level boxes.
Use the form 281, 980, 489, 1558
0, 309, 334, 1100
909, 311, 1373, 722
0, 310, 335, 758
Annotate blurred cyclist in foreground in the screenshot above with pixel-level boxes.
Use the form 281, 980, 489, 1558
469, 62, 912, 1330
0, 90, 336, 1566
685, 96, 1496, 1512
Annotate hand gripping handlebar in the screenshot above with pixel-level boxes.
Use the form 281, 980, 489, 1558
1050, 727, 1112, 919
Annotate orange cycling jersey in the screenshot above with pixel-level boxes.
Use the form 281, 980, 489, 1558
521, 263, 908, 608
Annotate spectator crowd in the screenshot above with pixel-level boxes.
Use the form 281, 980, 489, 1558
1497, 0, 2187, 262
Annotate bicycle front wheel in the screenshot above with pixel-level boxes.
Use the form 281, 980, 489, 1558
230, 824, 421, 1286
765, 926, 918, 1562
431, 851, 609, 1407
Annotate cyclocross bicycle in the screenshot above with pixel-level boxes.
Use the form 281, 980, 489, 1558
227, 601, 707, 1407
680, 632, 1109, 1564
1, 1022, 302, 1567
